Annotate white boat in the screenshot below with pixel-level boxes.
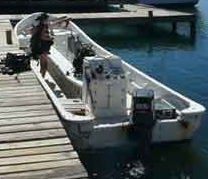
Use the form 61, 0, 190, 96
138, 0, 199, 6
15, 13, 205, 150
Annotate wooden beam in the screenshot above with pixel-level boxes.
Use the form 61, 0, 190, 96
172, 22, 177, 34
6, 30, 12, 45
190, 21, 196, 38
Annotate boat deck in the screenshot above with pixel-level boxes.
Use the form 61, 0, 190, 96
0, 19, 88, 179
60, 98, 86, 114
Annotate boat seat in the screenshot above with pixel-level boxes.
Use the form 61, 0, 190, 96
60, 98, 87, 115
127, 81, 148, 95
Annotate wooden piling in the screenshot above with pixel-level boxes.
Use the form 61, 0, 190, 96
119, 3, 124, 8
148, 11, 153, 19
172, 22, 177, 34
190, 22, 196, 38
148, 11, 153, 33
6, 30, 12, 44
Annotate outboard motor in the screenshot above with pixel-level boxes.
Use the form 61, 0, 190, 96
131, 89, 156, 162
73, 43, 95, 76
131, 89, 155, 128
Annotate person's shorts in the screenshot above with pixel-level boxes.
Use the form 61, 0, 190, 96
40, 40, 53, 54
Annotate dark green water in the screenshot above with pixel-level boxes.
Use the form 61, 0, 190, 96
79, 1, 208, 178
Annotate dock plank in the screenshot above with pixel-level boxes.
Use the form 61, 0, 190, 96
0, 138, 70, 150
0, 129, 67, 142
0, 104, 53, 113
0, 87, 43, 94
0, 94, 48, 102
0, 110, 57, 119
0, 91, 46, 99
0, 115, 59, 126
0, 152, 78, 166
0, 81, 40, 87
0, 85, 42, 91
0, 74, 35, 81
0, 121, 63, 134
0, 98, 51, 107
0, 94, 48, 101
0, 165, 87, 179
0, 72, 35, 79
0, 78, 38, 84
0, 159, 83, 175
0, 144, 74, 158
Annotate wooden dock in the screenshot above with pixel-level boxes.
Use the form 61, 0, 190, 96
67, 4, 196, 36
1, 4, 196, 24
68, 8, 195, 24
0, 3, 196, 37
0, 19, 88, 179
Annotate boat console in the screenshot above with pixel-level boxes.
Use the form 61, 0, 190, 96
83, 56, 127, 118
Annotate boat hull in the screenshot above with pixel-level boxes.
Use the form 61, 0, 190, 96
63, 115, 202, 150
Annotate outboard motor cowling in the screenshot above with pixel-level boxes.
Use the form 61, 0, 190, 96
131, 89, 155, 128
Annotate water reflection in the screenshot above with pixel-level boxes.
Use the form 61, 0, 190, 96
78, 142, 207, 179
80, 23, 197, 51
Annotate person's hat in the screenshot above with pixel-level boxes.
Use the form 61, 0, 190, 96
36, 13, 49, 22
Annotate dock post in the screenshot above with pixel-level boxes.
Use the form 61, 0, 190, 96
104, 0, 108, 11
190, 22, 196, 38
148, 11, 153, 34
119, 3, 124, 8
148, 11, 153, 19
6, 30, 12, 45
172, 22, 177, 34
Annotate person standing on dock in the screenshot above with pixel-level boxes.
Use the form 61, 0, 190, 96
30, 13, 70, 78
30, 13, 53, 78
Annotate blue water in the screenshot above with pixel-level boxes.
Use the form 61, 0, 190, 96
79, 1, 208, 178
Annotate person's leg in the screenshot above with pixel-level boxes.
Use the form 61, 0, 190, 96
40, 53, 48, 78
